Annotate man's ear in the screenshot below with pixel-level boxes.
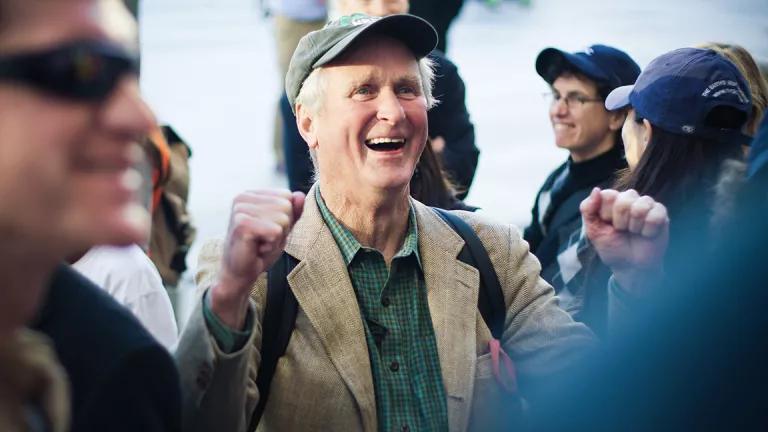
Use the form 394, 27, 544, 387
608, 109, 626, 132
296, 103, 318, 149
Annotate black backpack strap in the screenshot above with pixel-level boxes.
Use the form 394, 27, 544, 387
249, 252, 299, 431
432, 207, 506, 340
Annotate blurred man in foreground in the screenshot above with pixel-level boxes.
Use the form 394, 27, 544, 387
0, 0, 180, 430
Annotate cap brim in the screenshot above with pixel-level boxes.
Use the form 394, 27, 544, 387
605, 85, 634, 111
535, 47, 609, 84
314, 14, 438, 68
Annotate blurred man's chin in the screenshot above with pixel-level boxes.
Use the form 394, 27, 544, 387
57, 169, 149, 248
90, 203, 150, 247
59, 202, 150, 253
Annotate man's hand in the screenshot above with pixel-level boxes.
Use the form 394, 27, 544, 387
211, 190, 305, 329
580, 188, 669, 295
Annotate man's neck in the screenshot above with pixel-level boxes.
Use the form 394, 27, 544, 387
0, 235, 60, 335
320, 181, 412, 264
570, 135, 617, 163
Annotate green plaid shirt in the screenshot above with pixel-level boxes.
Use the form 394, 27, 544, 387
316, 188, 448, 432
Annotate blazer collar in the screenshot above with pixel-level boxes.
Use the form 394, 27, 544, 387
284, 185, 378, 430
284, 187, 479, 431
413, 201, 479, 430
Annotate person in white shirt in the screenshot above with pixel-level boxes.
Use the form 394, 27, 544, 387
73, 245, 178, 349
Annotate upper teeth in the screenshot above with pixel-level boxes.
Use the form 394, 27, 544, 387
366, 137, 405, 145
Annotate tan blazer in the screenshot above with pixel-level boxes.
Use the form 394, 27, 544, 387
175, 187, 595, 432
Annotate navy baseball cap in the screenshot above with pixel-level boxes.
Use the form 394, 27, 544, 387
606, 48, 752, 145
536, 44, 641, 90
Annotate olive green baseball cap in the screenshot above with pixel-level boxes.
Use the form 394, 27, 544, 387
285, 13, 438, 113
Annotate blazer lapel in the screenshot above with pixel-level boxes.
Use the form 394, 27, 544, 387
284, 186, 378, 431
414, 201, 480, 431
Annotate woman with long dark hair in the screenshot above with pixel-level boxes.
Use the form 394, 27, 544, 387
608, 49, 750, 260
566, 48, 752, 335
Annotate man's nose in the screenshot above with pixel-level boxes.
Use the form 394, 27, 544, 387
550, 96, 569, 117
99, 76, 156, 141
376, 88, 406, 125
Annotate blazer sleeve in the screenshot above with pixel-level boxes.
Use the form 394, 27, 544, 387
175, 240, 266, 432
471, 219, 596, 385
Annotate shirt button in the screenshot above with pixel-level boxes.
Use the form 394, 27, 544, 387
381, 296, 391, 307
401, 425, 410, 432
390, 361, 399, 372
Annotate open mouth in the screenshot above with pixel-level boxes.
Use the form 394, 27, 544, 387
364, 137, 406, 151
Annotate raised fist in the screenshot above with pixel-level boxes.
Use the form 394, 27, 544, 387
211, 189, 305, 328
580, 188, 669, 294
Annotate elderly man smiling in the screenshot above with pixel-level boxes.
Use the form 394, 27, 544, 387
176, 13, 594, 432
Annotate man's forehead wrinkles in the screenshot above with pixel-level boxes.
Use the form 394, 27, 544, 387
336, 70, 421, 89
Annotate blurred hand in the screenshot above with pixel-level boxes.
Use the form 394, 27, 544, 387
211, 189, 305, 329
430, 136, 446, 154
580, 188, 669, 294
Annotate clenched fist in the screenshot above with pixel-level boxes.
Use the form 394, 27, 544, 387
211, 189, 305, 329
580, 187, 669, 295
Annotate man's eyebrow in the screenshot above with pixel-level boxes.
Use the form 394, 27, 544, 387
397, 74, 422, 85
565, 90, 593, 97
346, 71, 380, 89
550, 87, 593, 97
395, 74, 423, 91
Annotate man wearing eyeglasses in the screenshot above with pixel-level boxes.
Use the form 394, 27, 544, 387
523, 45, 639, 335
0, 0, 180, 430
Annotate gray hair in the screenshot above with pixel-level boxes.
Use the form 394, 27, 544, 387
295, 55, 437, 176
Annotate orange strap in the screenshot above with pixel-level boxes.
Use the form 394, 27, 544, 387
148, 125, 171, 213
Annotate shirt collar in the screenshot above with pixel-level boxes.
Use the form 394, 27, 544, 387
567, 143, 626, 175
315, 187, 421, 267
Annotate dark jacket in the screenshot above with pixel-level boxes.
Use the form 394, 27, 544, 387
408, 0, 464, 53
524, 145, 626, 278
523, 145, 626, 334
429, 50, 478, 198
282, 51, 478, 198
32, 265, 181, 432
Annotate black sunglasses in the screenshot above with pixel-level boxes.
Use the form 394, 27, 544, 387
0, 40, 138, 102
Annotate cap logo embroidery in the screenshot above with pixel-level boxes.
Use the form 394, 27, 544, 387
584, 47, 594, 56
682, 125, 696, 134
326, 13, 380, 29
702, 80, 749, 104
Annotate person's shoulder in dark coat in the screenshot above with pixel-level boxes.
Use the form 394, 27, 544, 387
32, 264, 181, 432
523, 159, 568, 252
428, 50, 478, 198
